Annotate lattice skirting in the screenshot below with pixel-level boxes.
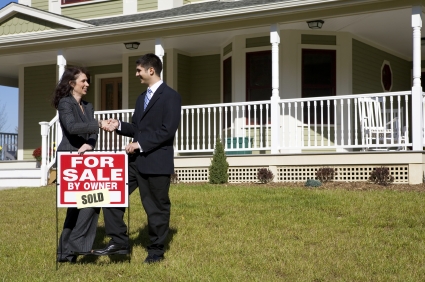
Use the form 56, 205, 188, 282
277, 165, 408, 184
175, 165, 409, 184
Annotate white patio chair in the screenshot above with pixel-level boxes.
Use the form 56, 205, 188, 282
358, 97, 406, 151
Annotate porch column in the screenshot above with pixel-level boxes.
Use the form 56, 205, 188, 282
155, 38, 165, 81
39, 121, 49, 186
57, 50, 66, 148
57, 50, 66, 80
412, 6, 423, 151
270, 24, 280, 154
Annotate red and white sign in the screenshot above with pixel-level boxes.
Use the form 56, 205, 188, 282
57, 151, 128, 208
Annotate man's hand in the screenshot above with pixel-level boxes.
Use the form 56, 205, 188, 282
101, 119, 119, 132
125, 142, 139, 154
78, 143, 93, 155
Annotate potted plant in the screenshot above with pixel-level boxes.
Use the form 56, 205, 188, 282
32, 146, 42, 168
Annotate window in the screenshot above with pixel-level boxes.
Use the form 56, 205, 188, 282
381, 61, 392, 92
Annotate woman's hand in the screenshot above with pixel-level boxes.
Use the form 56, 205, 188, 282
78, 143, 93, 155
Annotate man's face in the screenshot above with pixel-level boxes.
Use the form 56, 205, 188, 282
136, 65, 152, 85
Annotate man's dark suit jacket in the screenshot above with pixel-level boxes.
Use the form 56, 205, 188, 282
117, 82, 181, 175
57, 95, 98, 151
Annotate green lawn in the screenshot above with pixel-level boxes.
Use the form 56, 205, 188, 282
1, 183, 425, 281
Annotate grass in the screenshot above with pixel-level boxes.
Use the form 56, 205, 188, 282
1, 183, 425, 281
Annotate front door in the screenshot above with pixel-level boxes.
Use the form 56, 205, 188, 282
101, 77, 122, 111
302, 49, 336, 124
100, 77, 122, 150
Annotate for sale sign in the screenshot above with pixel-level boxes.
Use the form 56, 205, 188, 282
57, 151, 128, 208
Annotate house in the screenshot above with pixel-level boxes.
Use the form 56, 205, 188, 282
0, 0, 424, 187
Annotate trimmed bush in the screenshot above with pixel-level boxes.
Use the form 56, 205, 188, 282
257, 168, 274, 184
369, 166, 394, 186
209, 139, 229, 184
171, 171, 179, 184
316, 167, 337, 182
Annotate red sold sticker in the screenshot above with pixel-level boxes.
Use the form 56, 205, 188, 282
56, 151, 128, 208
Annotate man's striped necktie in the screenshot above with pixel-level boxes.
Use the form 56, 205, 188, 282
144, 88, 153, 110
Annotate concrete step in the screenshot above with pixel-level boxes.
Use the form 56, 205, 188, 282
0, 161, 42, 187
0, 178, 42, 188
0, 161, 37, 169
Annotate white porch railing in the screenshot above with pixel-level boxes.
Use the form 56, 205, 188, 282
39, 91, 415, 185
0, 132, 18, 160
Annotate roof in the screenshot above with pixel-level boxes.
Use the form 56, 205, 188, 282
85, 0, 292, 26
0, 2, 93, 28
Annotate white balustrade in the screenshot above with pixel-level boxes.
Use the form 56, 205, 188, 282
41, 91, 414, 179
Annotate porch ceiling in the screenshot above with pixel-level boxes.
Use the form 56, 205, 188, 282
0, 7, 417, 81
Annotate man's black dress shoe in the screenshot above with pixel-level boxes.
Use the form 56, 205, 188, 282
144, 254, 164, 264
92, 244, 130, 256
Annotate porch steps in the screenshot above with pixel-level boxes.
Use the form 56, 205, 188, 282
0, 161, 42, 187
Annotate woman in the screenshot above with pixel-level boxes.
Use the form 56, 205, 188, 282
52, 66, 107, 263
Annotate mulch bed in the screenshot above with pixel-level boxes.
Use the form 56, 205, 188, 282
185, 181, 425, 192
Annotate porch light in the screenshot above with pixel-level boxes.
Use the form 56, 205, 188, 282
307, 20, 324, 29
124, 42, 140, 50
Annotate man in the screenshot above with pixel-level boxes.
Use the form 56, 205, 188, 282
94, 53, 181, 263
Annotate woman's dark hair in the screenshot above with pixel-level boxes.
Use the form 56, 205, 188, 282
51, 66, 90, 109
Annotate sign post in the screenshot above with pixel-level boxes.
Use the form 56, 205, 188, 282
56, 151, 129, 267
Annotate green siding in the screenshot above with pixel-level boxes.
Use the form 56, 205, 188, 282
0, 14, 68, 36
128, 55, 146, 108
223, 43, 232, 56
190, 55, 220, 104
63, 0, 123, 20
31, 0, 48, 11
352, 39, 411, 94
301, 34, 336, 45
23, 65, 57, 160
138, 0, 157, 12
246, 36, 269, 48
86, 64, 122, 107
177, 54, 191, 106
177, 54, 220, 105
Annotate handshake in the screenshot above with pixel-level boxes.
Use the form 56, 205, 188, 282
99, 119, 119, 132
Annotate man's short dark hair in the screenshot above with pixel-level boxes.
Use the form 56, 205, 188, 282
136, 53, 163, 77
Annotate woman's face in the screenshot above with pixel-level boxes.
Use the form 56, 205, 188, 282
71, 72, 89, 97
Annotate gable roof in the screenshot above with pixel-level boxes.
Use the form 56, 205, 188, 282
0, 2, 93, 29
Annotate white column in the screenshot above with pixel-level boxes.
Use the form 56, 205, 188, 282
18, 0, 31, 6
39, 121, 49, 186
17, 66, 24, 160
155, 38, 165, 80
158, 0, 183, 10
123, 0, 137, 15
57, 50, 66, 148
57, 50, 66, 81
412, 6, 423, 151
49, 0, 61, 14
270, 24, 280, 154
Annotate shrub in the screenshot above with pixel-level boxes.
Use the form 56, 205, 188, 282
369, 166, 394, 186
316, 167, 337, 182
209, 139, 229, 184
257, 168, 274, 184
305, 179, 322, 187
171, 171, 179, 184
32, 146, 42, 161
